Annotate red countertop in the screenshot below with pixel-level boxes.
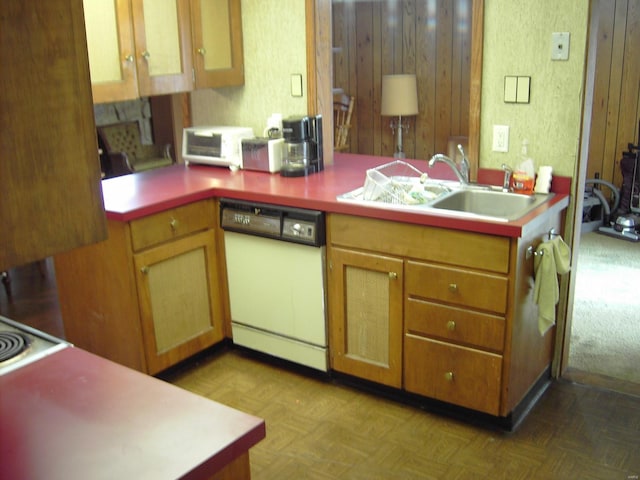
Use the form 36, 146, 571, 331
101, 153, 571, 237
0, 347, 265, 480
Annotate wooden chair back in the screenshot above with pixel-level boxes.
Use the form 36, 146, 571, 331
334, 94, 355, 152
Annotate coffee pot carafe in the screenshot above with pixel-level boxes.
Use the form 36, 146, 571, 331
280, 115, 323, 177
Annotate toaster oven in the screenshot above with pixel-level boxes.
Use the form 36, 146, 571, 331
182, 126, 254, 168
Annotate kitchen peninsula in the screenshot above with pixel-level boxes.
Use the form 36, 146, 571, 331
54, 153, 570, 428
0, 347, 265, 479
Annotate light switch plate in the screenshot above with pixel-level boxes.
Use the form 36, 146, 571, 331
504, 76, 517, 103
551, 32, 570, 61
291, 74, 303, 97
516, 76, 530, 103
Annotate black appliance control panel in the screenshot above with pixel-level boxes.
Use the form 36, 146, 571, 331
220, 199, 325, 247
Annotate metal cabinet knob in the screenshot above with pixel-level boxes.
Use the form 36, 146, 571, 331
124, 54, 134, 63
448, 283, 458, 293
197, 47, 206, 55
444, 371, 454, 382
141, 51, 151, 60
140, 266, 149, 274
388, 272, 398, 280
169, 218, 178, 230
446, 320, 456, 331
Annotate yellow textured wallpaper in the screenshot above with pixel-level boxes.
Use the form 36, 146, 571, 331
190, 0, 308, 135
480, 0, 589, 177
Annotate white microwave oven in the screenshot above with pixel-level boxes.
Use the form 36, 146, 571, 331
182, 126, 254, 167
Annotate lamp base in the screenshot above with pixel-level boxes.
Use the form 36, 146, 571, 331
390, 115, 410, 159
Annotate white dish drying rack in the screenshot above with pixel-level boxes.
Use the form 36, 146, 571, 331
343, 160, 452, 206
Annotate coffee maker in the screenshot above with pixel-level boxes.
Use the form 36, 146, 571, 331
280, 115, 324, 177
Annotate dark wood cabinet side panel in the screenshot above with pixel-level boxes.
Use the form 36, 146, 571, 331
1, 0, 106, 271
54, 221, 147, 372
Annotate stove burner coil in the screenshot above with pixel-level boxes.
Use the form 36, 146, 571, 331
0, 332, 32, 363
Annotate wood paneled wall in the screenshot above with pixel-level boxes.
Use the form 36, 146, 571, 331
332, 0, 472, 160
586, 0, 640, 187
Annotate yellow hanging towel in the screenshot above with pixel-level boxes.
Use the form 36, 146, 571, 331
533, 236, 571, 335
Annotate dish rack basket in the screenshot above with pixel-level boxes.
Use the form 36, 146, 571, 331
362, 160, 425, 204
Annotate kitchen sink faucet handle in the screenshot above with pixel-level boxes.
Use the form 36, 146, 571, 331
501, 164, 513, 192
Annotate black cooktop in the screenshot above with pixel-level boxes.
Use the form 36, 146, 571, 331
0, 331, 32, 363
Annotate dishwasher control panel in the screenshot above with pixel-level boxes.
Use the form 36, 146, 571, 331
282, 217, 318, 243
220, 198, 325, 247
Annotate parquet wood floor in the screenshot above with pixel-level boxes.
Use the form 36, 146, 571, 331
163, 348, 640, 479
2, 259, 639, 479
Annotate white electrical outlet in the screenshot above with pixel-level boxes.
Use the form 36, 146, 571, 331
492, 125, 509, 152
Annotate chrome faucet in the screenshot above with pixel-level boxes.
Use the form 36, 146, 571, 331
501, 164, 513, 192
428, 154, 469, 184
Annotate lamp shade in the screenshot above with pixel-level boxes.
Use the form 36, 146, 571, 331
380, 74, 419, 116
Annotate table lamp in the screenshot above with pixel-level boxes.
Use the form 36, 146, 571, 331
381, 74, 419, 158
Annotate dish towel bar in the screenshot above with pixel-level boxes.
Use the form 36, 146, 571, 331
533, 235, 571, 335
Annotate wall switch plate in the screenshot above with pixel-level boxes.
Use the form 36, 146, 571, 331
551, 32, 570, 61
291, 74, 303, 97
504, 76, 531, 104
492, 125, 509, 152
504, 76, 518, 102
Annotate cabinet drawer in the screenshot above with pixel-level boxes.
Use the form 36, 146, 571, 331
130, 200, 216, 251
406, 298, 504, 352
406, 260, 508, 314
404, 334, 502, 415
328, 214, 510, 273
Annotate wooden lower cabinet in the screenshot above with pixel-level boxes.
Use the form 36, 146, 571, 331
328, 247, 404, 388
327, 211, 563, 418
404, 334, 502, 415
133, 229, 223, 373
55, 199, 225, 374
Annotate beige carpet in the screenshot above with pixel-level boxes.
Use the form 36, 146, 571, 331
569, 231, 640, 383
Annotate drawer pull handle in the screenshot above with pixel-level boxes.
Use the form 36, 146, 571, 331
446, 320, 456, 331
169, 218, 178, 230
448, 283, 458, 293
388, 272, 398, 280
444, 371, 454, 382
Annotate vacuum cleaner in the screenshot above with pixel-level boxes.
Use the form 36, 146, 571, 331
587, 133, 640, 242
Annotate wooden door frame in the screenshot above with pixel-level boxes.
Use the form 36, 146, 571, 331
554, 1, 595, 378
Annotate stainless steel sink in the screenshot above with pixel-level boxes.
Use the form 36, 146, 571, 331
429, 188, 552, 221
336, 172, 554, 222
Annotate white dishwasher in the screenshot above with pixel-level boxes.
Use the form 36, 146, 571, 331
220, 199, 328, 371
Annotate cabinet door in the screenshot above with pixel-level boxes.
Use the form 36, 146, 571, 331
1, 0, 107, 270
83, 0, 139, 103
191, 0, 244, 88
132, 0, 194, 96
134, 229, 224, 374
328, 248, 403, 388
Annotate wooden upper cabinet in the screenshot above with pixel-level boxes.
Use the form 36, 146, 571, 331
132, 0, 194, 97
83, 0, 194, 103
83, 0, 138, 103
83, 0, 244, 103
191, 0, 244, 88
1, 0, 107, 271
